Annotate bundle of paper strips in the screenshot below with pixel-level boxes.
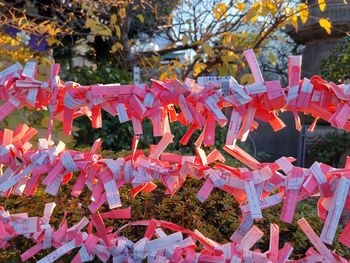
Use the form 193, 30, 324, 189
0, 49, 349, 262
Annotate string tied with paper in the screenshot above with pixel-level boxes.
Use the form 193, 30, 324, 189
0, 49, 350, 262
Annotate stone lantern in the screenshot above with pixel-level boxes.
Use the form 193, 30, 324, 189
288, 0, 350, 77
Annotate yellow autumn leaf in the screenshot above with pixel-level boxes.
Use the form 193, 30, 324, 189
18, 17, 27, 28
119, 8, 126, 19
168, 71, 177, 80
203, 43, 214, 57
222, 33, 232, 45
290, 14, 298, 32
240, 73, 254, 85
160, 71, 168, 80
235, 2, 245, 12
244, 3, 260, 23
175, 61, 184, 69
115, 25, 121, 38
262, 1, 277, 15
221, 54, 230, 64
277, 20, 288, 29
111, 14, 117, 25
219, 63, 228, 76
221, 51, 237, 64
40, 57, 53, 65
47, 24, 60, 36
137, 14, 144, 23
86, 18, 110, 37
229, 64, 238, 76
111, 43, 123, 52
98, 27, 112, 36
296, 3, 309, 24
85, 18, 96, 29
182, 35, 189, 45
213, 3, 227, 20
262, 6, 271, 16
319, 18, 331, 34
47, 36, 59, 46
194, 63, 206, 75
81, 1, 89, 10
318, 0, 326, 11
251, 14, 259, 23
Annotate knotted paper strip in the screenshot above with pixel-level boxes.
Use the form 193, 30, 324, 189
0, 50, 350, 262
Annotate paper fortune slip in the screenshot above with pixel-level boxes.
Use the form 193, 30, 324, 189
0, 49, 350, 262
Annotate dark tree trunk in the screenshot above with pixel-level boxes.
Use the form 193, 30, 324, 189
95, 36, 110, 63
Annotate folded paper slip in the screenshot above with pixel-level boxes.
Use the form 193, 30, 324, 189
0, 49, 350, 262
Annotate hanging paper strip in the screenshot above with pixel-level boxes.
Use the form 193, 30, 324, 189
0, 49, 350, 262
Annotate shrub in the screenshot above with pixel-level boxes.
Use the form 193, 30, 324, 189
321, 36, 350, 83
307, 131, 350, 167
1, 175, 349, 262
